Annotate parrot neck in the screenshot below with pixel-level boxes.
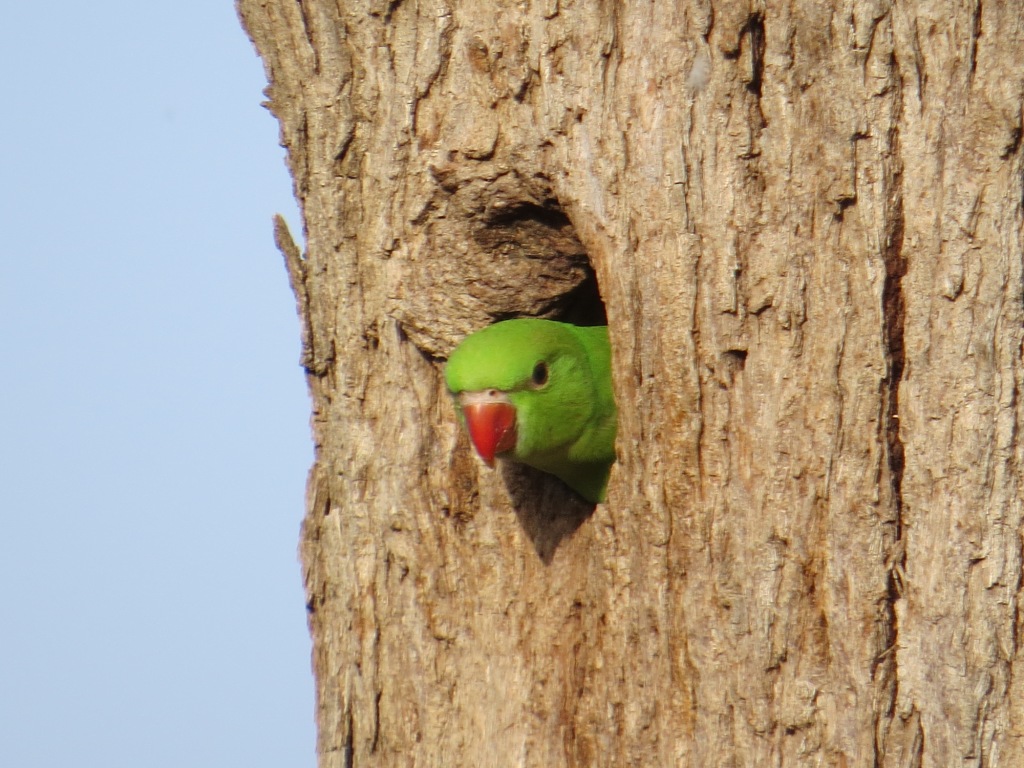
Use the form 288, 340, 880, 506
516, 450, 610, 503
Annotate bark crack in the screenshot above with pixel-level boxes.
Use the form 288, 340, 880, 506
881, 161, 906, 548
968, 0, 982, 82
877, 112, 910, 763
741, 13, 765, 98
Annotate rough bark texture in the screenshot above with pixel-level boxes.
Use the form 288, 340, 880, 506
238, 1, 1024, 765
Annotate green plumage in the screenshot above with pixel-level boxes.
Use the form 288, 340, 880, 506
445, 319, 617, 502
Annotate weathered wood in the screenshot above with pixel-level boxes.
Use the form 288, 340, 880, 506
238, 1, 1024, 765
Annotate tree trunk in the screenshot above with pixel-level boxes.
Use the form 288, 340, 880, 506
237, 1, 1024, 765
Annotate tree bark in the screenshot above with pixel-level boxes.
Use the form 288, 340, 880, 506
238, 1, 1024, 765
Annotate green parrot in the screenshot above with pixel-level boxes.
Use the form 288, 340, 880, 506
445, 319, 617, 503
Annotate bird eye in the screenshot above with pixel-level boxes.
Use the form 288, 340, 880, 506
531, 361, 549, 387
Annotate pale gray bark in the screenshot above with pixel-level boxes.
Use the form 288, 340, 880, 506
238, 1, 1024, 765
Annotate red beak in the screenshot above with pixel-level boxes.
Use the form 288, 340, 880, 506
462, 401, 517, 466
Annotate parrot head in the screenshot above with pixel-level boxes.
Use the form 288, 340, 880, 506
444, 318, 616, 501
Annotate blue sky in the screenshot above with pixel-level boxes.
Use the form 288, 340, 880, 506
0, 4, 314, 766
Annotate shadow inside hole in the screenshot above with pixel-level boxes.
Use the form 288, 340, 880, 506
500, 462, 595, 565
550, 271, 607, 327
486, 203, 573, 230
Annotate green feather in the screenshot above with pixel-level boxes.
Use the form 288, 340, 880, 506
446, 319, 617, 502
